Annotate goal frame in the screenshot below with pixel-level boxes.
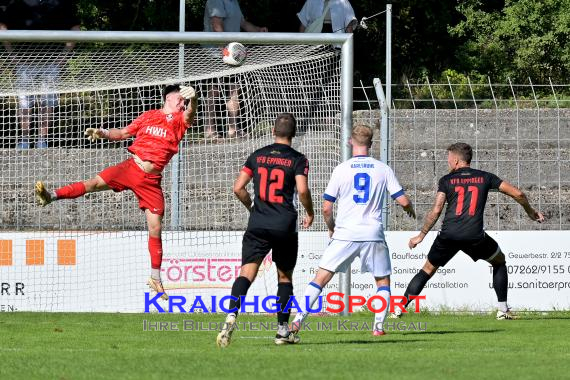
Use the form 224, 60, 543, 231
1, 30, 354, 313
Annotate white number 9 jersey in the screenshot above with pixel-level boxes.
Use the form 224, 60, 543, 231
323, 155, 404, 241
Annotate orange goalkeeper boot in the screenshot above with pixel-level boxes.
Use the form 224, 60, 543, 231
35, 181, 52, 206
147, 277, 169, 300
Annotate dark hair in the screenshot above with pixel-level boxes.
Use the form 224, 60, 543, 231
163, 84, 181, 101
447, 142, 472, 164
274, 113, 296, 138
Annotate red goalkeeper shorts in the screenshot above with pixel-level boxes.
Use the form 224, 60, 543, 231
98, 158, 165, 216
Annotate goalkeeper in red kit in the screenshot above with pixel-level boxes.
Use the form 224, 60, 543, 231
34, 84, 198, 300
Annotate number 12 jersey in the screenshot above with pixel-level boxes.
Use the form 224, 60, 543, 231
241, 143, 309, 232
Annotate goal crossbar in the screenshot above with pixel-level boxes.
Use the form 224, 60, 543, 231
0, 30, 353, 149
0, 30, 351, 45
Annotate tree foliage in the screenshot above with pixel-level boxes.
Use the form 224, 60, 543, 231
73, 0, 570, 84
450, 0, 570, 83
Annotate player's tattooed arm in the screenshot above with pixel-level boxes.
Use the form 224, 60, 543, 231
409, 192, 446, 249
233, 170, 253, 212
323, 200, 335, 237
419, 192, 446, 235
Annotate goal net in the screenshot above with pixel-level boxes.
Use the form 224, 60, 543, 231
0, 34, 348, 312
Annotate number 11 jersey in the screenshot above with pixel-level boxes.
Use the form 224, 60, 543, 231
323, 155, 404, 242
242, 143, 309, 232
438, 167, 503, 240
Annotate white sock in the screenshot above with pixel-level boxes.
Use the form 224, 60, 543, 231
498, 301, 508, 313
293, 281, 322, 325
373, 286, 391, 331
51, 191, 58, 200
277, 324, 289, 336
151, 268, 161, 281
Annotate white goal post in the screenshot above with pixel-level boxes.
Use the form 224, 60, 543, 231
0, 31, 353, 312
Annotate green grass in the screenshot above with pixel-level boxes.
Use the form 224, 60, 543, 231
1, 311, 569, 380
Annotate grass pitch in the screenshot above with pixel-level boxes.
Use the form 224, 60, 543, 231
1, 311, 568, 380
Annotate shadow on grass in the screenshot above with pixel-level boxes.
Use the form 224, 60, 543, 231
301, 339, 425, 345
296, 328, 505, 345
400, 329, 503, 336
528, 316, 570, 320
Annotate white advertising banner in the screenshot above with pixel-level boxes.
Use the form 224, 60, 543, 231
346, 231, 570, 311
1, 231, 569, 312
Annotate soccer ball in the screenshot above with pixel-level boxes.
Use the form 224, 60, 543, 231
222, 42, 247, 66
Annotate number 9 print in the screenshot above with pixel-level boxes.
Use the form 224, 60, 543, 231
353, 173, 371, 204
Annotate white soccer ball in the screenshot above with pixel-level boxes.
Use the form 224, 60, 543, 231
222, 42, 247, 66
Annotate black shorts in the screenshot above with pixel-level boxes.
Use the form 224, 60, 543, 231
242, 228, 298, 272
427, 233, 500, 267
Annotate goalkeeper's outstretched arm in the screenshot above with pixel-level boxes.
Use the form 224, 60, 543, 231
180, 85, 198, 126
184, 96, 198, 126
84, 127, 131, 142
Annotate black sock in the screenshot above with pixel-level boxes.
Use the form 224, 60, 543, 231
228, 276, 252, 315
492, 262, 508, 302
276, 282, 294, 325
404, 270, 431, 307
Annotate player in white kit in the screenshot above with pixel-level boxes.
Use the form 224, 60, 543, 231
291, 124, 416, 337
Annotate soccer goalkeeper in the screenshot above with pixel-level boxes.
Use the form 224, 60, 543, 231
34, 84, 198, 301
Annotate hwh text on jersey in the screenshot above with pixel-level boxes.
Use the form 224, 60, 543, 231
145, 126, 167, 138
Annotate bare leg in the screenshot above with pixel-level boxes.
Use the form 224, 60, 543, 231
20, 108, 31, 136
82, 176, 111, 193
237, 261, 261, 283
37, 105, 53, 147
205, 84, 220, 139
226, 85, 240, 137
17, 107, 31, 149
145, 209, 162, 239
310, 267, 335, 288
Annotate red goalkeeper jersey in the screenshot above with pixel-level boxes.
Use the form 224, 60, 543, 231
125, 110, 189, 171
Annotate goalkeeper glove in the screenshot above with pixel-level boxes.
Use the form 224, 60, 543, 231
180, 85, 196, 100
84, 128, 109, 142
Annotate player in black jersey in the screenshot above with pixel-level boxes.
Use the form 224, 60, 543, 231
393, 143, 544, 320
217, 113, 315, 347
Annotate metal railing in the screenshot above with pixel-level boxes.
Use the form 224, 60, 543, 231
354, 78, 570, 231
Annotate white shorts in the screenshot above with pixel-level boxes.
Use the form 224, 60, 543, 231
318, 240, 391, 277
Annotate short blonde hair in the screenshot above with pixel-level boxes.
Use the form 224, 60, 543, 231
351, 124, 373, 147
